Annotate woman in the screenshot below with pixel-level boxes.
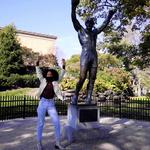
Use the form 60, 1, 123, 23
36, 58, 66, 150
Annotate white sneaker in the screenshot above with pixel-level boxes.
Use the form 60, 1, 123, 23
37, 142, 43, 150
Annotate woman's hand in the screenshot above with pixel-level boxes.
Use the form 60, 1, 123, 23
35, 56, 41, 66
62, 58, 66, 70
36, 60, 39, 66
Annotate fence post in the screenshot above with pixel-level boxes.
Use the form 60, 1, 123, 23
23, 95, 26, 119
119, 96, 121, 118
0, 96, 1, 121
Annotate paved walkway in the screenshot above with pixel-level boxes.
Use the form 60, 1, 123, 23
0, 116, 150, 150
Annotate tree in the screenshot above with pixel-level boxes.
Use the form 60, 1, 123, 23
66, 54, 80, 77
39, 54, 58, 67
65, 53, 130, 93
76, 0, 150, 69
22, 46, 39, 66
0, 25, 24, 76
98, 53, 123, 70
78, 0, 149, 34
132, 67, 150, 96
67, 53, 123, 74
22, 46, 58, 67
98, 28, 150, 96
134, 24, 150, 68
98, 23, 150, 70
107, 42, 136, 71
97, 31, 136, 71
95, 67, 131, 93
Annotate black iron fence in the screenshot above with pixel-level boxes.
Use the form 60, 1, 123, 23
0, 95, 150, 121
0, 95, 67, 121
98, 97, 150, 121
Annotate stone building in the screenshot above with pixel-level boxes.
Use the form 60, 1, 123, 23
0, 27, 57, 55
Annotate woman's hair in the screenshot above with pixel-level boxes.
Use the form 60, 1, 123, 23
43, 68, 59, 81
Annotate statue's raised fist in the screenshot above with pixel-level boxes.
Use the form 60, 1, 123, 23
109, 7, 117, 15
72, 0, 80, 6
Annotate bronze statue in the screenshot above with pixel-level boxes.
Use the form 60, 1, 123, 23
71, 0, 116, 105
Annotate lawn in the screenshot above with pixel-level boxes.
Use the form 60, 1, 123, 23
0, 88, 35, 96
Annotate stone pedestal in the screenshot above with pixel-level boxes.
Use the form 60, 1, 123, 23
63, 104, 100, 142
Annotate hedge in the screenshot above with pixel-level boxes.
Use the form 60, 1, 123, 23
0, 74, 39, 91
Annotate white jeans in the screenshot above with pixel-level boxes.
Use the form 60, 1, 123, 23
37, 97, 61, 143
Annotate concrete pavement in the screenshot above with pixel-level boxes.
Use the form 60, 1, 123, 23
0, 116, 150, 150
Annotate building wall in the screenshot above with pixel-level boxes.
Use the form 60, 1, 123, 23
17, 33, 57, 55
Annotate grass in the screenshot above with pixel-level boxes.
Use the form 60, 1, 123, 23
0, 88, 33, 96
130, 96, 150, 101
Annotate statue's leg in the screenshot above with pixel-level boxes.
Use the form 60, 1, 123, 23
71, 65, 88, 105
86, 67, 97, 104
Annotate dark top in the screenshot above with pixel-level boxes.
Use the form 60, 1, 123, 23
40, 82, 55, 99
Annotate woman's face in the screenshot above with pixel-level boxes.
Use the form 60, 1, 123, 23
46, 71, 53, 77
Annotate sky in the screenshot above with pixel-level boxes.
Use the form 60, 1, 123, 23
0, 0, 82, 60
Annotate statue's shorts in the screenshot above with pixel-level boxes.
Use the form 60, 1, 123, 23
80, 52, 98, 68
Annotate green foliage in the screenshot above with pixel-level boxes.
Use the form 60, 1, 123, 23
0, 74, 39, 90
66, 53, 123, 74
60, 68, 130, 93
136, 68, 150, 89
95, 68, 131, 93
134, 24, 150, 68
130, 96, 150, 100
22, 46, 39, 66
38, 54, 58, 67
67, 54, 80, 64
99, 25, 150, 70
98, 31, 138, 71
146, 93, 150, 98
107, 42, 136, 71
9, 74, 39, 87
78, 0, 149, 34
22, 46, 58, 67
78, 0, 99, 20
60, 77, 93, 93
98, 53, 122, 70
66, 54, 80, 77
65, 53, 130, 93
0, 88, 32, 96
0, 75, 9, 89
0, 25, 24, 76
60, 77, 78, 90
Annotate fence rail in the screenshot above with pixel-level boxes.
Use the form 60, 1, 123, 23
0, 95, 67, 121
98, 97, 150, 121
0, 95, 150, 121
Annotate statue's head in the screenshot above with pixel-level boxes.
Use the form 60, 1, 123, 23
85, 17, 95, 31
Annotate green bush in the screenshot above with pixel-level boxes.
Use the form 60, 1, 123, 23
146, 93, 150, 98
0, 74, 39, 90
60, 67, 131, 94
60, 77, 77, 90
94, 68, 130, 93
0, 75, 11, 90
0, 25, 24, 76
60, 77, 90, 93
19, 74, 39, 87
